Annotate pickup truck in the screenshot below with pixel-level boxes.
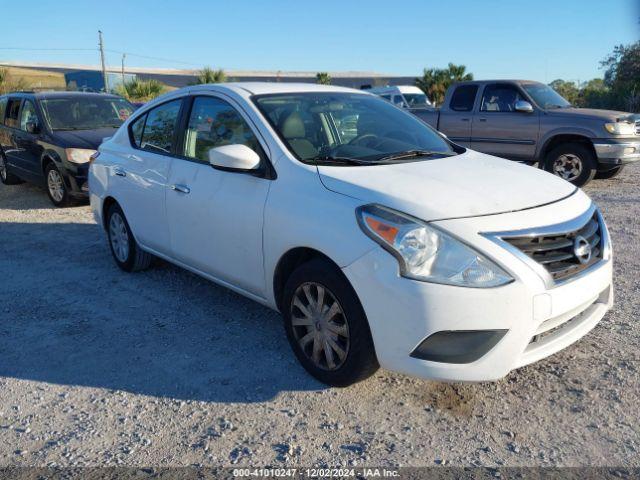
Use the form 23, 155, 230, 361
412, 80, 640, 186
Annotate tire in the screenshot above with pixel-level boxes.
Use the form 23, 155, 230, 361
595, 165, 625, 180
0, 151, 24, 185
282, 258, 379, 387
105, 202, 153, 272
45, 162, 71, 207
544, 143, 597, 187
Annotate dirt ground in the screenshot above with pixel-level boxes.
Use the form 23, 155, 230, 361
0, 165, 638, 468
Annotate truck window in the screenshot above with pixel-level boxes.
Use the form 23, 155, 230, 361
480, 85, 525, 112
5, 98, 22, 128
449, 86, 478, 112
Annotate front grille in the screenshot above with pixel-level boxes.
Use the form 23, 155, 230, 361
503, 212, 603, 283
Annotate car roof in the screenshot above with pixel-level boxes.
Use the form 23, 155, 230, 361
1, 91, 124, 100
452, 79, 544, 86
192, 82, 366, 96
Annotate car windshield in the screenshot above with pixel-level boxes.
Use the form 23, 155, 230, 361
522, 84, 572, 109
40, 96, 135, 130
402, 93, 431, 108
253, 92, 455, 164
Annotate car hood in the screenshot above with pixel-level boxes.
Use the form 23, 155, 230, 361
546, 107, 637, 122
317, 150, 577, 221
51, 127, 119, 149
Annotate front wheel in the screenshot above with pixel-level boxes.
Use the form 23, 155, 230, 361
282, 258, 379, 387
45, 163, 71, 207
595, 165, 625, 180
544, 143, 597, 187
106, 203, 154, 272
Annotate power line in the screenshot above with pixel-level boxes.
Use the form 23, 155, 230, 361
104, 49, 200, 67
0, 47, 97, 51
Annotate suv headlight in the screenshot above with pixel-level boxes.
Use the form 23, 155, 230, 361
604, 121, 635, 135
66, 148, 97, 164
356, 205, 513, 288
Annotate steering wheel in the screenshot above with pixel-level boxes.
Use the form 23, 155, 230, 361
348, 133, 381, 149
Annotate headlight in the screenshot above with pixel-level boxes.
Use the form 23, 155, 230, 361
604, 121, 635, 135
356, 205, 513, 288
65, 148, 97, 164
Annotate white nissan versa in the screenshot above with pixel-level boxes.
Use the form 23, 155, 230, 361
89, 83, 613, 386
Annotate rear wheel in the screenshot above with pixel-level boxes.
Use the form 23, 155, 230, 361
0, 152, 24, 185
282, 258, 379, 386
544, 143, 597, 187
106, 203, 154, 272
595, 165, 625, 180
45, 163, 71, 207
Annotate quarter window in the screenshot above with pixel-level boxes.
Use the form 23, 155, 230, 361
449, 85, 478, 112
183, 96, 262, 163
480, 85, 525, 112
136, 100, 182, 154
130, 114, 146, 147
20, 100, 39, 131
0, 97, 7, 123
5, 99, 22, 128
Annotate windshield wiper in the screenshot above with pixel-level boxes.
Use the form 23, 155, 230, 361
374, 150, 454, 162
309, 155, 371, 166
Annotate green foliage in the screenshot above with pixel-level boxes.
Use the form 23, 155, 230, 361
0, 67, 32, 94
601, 41, 640, 112
194, 66, 227, 85
316, 72, 332, 85
415, 63, 473, 106
116, 78, 166, 102
549, 79, 581, 106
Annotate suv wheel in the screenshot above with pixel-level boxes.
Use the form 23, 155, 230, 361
544, 143, 597, 187
282, 258, 379, 387
45, 163, 71, 207
0, 152, 24, 185
106, 203, 153, 272
595, 165, 624, 180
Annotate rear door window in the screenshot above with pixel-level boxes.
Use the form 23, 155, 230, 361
134, 99, 182, 154
20, 100, 39, 132
5, 98, 22, 128
449, 85, 478, 112
0, 97, 7, 123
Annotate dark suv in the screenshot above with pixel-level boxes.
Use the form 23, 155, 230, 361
0, 92, 135, 206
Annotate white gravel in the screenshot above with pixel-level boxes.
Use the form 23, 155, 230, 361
0, 165, 638, 468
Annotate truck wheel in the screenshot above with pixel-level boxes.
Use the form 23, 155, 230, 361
282, 258, 379, 387
595, 166, 624, 180
544, 143, 597, 187
0, 152, 23, 185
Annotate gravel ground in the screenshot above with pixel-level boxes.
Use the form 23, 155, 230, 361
0, 165, 638, 468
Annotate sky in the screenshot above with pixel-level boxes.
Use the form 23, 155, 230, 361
0, 0, 638, 82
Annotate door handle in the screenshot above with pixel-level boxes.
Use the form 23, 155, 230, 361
114, 167, 126, 177
460, 118, 470, 122
478, 118, 487, 122
171, 184, 191, 194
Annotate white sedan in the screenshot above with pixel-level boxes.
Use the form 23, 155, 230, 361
89, 83, 613, 386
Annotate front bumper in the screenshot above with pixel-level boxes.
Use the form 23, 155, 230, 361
593, 138, 640, 165
61, 162, 89, 198
342, 193, 613, 382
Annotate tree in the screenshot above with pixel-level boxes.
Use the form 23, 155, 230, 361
194, 66, 226, 84
116, 78, 166, 102
601, 41, 640, 112
578, 78, 610, 109
415, 63, 473, 106
316, 72, 331, 85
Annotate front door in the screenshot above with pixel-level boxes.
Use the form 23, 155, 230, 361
14, 99, 44, 175
471, 83, 540, 161
165, 95, 271, 297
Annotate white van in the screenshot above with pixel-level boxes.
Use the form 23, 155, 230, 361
367, 85, 432, 108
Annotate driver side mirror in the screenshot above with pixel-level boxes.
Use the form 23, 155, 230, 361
514, 100, 534, 113
26, 121, 40, 134
208, 144, 261, 172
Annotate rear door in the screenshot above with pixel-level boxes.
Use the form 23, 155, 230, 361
438, 85, 478, 147
113, 98, 184, 254
2, 98, 24, 171
471, 83, 540, 160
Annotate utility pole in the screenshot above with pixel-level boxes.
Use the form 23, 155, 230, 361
121, 53, 126, 87
98, 30, 109, 92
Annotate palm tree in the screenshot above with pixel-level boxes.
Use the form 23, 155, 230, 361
316, 72, 332, 85
194, 67, 226, 84
116, 78, 166, 102
415, 63, 473, 106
